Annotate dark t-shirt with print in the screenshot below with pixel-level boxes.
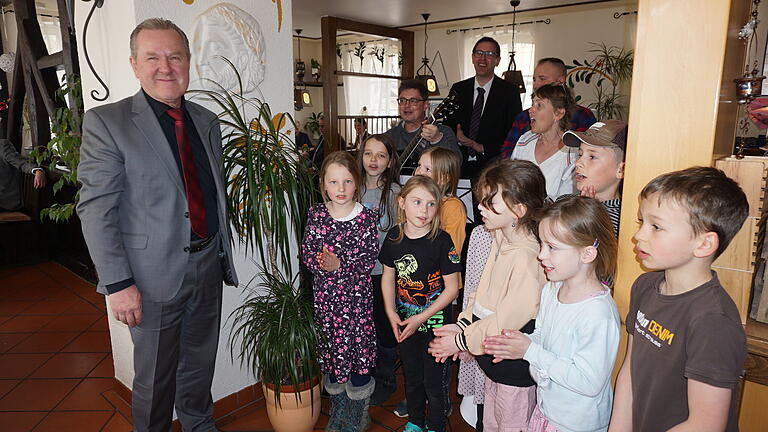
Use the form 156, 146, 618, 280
379, 226, 462, 332
626, 271, 746, 432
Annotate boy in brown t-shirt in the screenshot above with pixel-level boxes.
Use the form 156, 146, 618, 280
609, 167, 748, 431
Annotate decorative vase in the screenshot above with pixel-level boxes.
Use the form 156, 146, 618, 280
262, 379, 321, 432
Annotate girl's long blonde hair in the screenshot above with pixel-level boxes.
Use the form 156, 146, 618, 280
390, 176, 443, 243
420, 147, 460, 197
540, 195, 618, 283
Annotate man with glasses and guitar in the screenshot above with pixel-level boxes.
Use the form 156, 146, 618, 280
385, 80, 461, 175
443, 37, 523, 183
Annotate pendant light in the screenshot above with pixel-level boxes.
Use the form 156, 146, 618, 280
415, 13, 440, 96
294, 29, 312, 110
503, 1, 526, 94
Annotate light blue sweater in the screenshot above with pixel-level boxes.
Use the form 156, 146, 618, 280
523, 281, 620, 432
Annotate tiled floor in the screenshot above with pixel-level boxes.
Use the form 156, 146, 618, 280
0, 262, 131, 432
0, 263, 476, 432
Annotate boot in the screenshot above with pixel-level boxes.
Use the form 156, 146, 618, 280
342, 378, 375, 432
325, 374, 347, 432
371, 344, 398, 406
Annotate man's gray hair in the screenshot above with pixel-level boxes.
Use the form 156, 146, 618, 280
130, 18, 191, 58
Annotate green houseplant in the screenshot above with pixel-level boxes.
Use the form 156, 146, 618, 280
31, 74, 83, 222
566, 42, 634, 120
190, 59, 319, 431
304, 111, 322, 139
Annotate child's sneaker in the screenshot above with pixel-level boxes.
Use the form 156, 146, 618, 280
402, 422, 423, 432
393, 399, 408, 417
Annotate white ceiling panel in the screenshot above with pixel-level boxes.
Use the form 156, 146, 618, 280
292, 0, 614, 38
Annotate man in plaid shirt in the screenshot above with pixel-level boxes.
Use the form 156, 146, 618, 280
500, 57, 596, 158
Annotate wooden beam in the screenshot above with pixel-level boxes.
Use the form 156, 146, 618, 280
334, 70, 408, 80
6, 40, 25, 146
37, 51, 64, 70
321, 16, 340, 153
334, 17, 414, 41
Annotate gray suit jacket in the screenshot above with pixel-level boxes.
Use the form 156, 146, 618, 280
0, 139, 39, 211
77, 91, 238, 302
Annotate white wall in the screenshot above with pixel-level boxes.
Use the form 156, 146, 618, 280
74, 0, 295, 403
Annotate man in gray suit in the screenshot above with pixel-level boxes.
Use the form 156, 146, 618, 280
77, 18, 237, 432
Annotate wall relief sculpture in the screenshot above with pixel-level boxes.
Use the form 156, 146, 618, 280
191, 3, 266, 94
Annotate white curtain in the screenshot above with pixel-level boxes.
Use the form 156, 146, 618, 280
457, 26, 536, 108
339, 39, 401, 117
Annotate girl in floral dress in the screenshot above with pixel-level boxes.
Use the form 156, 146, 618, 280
301, 151, 379, 431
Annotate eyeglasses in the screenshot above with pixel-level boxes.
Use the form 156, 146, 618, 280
396, 97, 426, 105
472, 50, 499, 58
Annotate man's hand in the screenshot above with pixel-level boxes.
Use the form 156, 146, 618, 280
109, 285, 143, 327
456, 124, 484, 153
33, 170, 46, 189
420, 123, 443, 143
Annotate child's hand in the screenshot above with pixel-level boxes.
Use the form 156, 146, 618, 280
397, 314, 427, 342
317, 246, 340, 271
432, 323, 460, 337
386, 311, 403, 342
483, 330, 531, 363
428, 334, 461, 363
579, 184, 597, 198
459, 351, 473, 363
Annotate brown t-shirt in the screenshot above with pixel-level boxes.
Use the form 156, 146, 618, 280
626, 271, 745, 431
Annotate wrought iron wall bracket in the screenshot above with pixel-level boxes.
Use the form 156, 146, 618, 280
81, 0, 109, 101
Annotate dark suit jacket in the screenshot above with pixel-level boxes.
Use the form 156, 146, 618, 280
444, 75, 522, 179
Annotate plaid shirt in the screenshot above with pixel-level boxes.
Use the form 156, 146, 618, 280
500, 105, 597, 159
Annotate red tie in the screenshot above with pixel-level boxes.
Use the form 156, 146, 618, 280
166, 108, 208, 238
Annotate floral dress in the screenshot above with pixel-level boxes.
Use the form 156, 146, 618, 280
301, 202, 379, 382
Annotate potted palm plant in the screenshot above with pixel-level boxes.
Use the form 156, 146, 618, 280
190, 59, 319, 432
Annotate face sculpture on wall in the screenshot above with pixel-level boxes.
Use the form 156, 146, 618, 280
191, 2, 266, 94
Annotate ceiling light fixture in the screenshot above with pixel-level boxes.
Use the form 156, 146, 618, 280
503, 0, 526, 94
415, 13, 440, 96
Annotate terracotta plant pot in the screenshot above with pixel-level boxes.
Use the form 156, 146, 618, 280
262, 379, 321, 432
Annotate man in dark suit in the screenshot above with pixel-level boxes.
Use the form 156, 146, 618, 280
0, 139, 46, 211
77, 18, 237, 432
444, 36, 522, 181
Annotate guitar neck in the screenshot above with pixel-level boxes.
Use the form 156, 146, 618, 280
396, 117, 439, 172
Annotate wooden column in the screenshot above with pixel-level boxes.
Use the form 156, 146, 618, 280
615, 0, 745, 319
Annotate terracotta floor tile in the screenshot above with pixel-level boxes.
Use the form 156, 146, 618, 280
55, 377, 117, 411
61, 331, 111, 353
0, 332, 32, 353
30, 352, 107, 379
38, 314, 101, 332
0, 379, 20, 399
0, 315, 56, 333
31, 410, 112, 432
88, 354, 115, 378
0, 300, 36, 314
0, 411, 47, 432
0, 270, 46, 291
8, 332, 80, 353
5, 279, 62, 302
87, 316, 109, 331
100, 412, 133, 432
101, 388, 132, 419
24, 296, 101, 315
0, 353, 52, 379
0, 378, 79, 411
219, 400, 273, 430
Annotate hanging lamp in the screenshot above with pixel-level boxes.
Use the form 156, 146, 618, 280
294, 29, 312, 110
415, 13, 440, 96
503, 1, 526, 93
